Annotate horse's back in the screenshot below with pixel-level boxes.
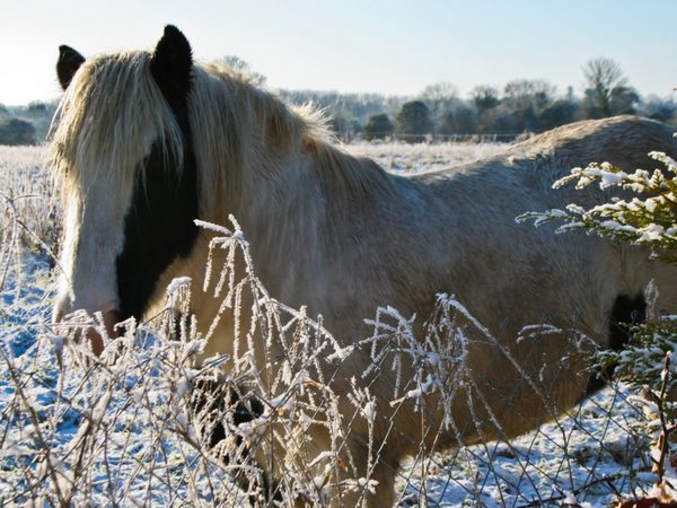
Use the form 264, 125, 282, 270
510, 115, 677, 171
394, 116, 677, 337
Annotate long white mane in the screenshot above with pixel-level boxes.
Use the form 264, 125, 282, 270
51, 51, 393, 221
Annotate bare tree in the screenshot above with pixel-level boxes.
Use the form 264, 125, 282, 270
420, 82, 459, 123
583, 57, 637, 117
217, 55, 267, 85
502, 79, 555, 111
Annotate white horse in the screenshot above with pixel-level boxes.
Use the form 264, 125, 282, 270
51, 25, 677, 506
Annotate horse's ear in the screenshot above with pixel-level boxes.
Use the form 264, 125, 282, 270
57, 45, 85, 90
150, 25, 193, 109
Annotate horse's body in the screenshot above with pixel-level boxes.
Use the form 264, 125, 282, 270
52, 26, 677, 506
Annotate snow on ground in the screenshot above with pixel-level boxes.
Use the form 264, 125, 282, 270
1, 252, 251, 506
397, 386, 655, 507
343, 140, 507, 174
0, 143, 661, 506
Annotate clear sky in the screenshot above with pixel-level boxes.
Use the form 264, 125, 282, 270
3, 0, 677, 106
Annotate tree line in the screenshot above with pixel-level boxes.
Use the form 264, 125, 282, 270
1, 57, 675, 146
284, 57, 677, 142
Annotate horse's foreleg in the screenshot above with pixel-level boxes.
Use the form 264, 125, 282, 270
365, 461, 397, 508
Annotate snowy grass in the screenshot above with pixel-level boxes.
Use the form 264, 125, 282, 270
0, 143, 663, 506
0, 259, 248, 505
343, 140, 506, 174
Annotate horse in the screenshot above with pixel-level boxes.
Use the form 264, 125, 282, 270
51, 25, 677, 506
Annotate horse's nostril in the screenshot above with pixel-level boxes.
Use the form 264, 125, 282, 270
88, 309, 122, 356
53, 307, 122, 357
103, 309, 122, 339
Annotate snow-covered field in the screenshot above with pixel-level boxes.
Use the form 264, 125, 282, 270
344, 140, 506, 174
0, 143, 660, 507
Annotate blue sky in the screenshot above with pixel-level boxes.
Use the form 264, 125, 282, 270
3, 0, 677, 105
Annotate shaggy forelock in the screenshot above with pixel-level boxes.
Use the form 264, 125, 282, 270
50, 51, 183, 197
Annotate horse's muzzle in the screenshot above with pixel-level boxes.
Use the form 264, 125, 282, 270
53, 307, 121, 357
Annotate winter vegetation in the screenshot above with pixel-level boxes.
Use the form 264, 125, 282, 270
2, 140, 676, 506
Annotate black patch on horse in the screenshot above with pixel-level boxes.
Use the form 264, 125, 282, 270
584, 293, 646, 396
116, 139, 199, 319
116, 26, 199, 320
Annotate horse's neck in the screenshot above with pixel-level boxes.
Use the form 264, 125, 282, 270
233, 144, 390, 303
239, 147, 335, 249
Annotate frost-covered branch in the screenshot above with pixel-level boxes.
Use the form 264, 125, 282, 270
517, 151, 677, 263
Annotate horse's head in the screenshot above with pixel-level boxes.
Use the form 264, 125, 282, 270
51, 26, 199, 354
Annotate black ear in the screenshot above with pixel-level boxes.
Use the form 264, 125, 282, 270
150, 25, 193, 111
57, 45, 85, 90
